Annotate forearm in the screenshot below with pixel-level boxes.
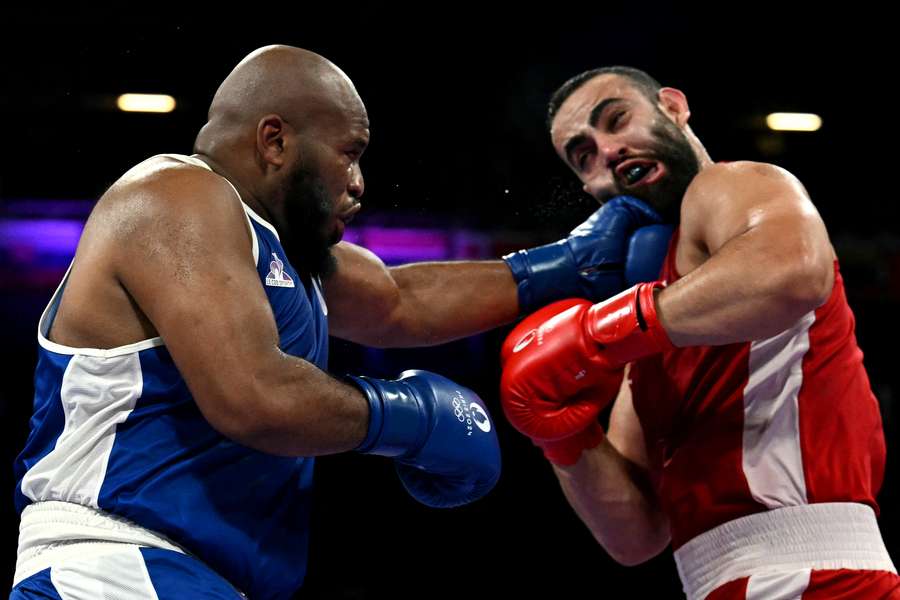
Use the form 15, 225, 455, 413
384, 260, 519, 347
553, 438, 669, 565
657, 225, 833, 347
197, 350, 370, 457
326, 243, 520, 348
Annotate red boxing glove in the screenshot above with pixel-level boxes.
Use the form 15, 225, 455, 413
500, 300, 621, 469
500, 298, 588, 367
501, 299, 609, 466
583, 281, 675, 365
499, 282, 675, 465
534, 420, 606, 466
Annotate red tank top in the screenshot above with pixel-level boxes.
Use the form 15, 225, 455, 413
630, 228, 886, 548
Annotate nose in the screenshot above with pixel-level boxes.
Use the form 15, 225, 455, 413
347, 163, 364, 199
582, 135, 628, 200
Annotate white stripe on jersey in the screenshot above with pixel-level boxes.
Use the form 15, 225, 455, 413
21, 353, 143, 508
742, 310, 816, 508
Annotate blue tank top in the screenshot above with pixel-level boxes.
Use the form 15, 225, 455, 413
13, 154, 329, 600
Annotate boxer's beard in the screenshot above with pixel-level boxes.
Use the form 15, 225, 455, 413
280, 162, 338, 280
615, 112, 700, 222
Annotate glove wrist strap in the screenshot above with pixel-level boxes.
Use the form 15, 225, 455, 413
503, 242, 579, 314
584, 281, 675, 365
347, 375, 424, 457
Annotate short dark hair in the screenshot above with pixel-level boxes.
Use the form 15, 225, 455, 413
547, 66, 662, 130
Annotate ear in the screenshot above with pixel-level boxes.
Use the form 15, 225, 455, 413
657, 87, 691, 127
256, 114, 290, 168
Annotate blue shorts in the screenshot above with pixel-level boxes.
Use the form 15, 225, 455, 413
10, 545, 244, 599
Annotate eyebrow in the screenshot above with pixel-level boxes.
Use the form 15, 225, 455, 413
588, 97, 625, 128
562, 97, 626, 166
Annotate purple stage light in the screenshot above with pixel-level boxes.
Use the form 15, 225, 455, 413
1, 219, 85, 255
1, 202, 499, 289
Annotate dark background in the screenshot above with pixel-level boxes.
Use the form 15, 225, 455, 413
1, 11, 896, 598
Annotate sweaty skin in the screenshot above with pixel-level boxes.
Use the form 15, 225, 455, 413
546, 73, 835, 564
48, 46, 519, 457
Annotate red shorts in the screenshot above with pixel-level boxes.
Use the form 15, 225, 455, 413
707, 569, 900, 599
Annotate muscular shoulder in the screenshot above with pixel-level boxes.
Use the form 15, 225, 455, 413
96, 156, 245, 234
681, 161, 807, 216
86, 156, 251, 282
84, 157, 246, 262
679, 161, 813, 255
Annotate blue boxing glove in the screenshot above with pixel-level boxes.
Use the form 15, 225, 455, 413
625, 223, 675, 285
503, 195, 670, 313
348, 370, 501, 508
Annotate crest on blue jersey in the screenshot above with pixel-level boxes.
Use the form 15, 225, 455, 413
265, 253, 295, 288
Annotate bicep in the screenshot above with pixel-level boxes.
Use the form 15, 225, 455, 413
323, 242, 401, 344
114, 174, 282, 433
682, 163, 835, 305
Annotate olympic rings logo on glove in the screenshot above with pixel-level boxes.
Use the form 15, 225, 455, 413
452, 398, 466, 421
451, 395, 492, 435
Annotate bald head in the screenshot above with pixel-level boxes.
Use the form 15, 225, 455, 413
195, 45, 367, 154
191, 45, 370, 280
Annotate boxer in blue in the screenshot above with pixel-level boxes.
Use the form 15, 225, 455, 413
11, 46, 670, 599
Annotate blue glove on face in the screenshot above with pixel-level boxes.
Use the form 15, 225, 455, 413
503, 196, 671, 313
625, 223, 675, 286
349, 370, 501, 509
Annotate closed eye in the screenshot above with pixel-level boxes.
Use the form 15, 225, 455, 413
575, 145, 594, 172
577, 152, 589, 171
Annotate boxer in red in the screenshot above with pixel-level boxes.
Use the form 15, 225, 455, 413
500, 66, 900, 599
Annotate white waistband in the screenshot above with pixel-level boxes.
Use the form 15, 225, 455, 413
674, 503, 896, 600
14, 501, 187, 586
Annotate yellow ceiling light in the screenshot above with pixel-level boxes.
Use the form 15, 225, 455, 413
116, 94, 177, 113
765, 112, 822, 132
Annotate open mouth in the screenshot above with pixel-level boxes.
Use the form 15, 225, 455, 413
616, 159, 661, 188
